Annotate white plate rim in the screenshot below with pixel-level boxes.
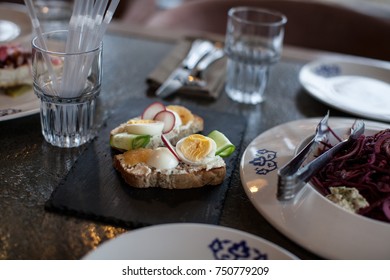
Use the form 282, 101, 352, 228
82, 223, 298, 260
240, 117, 390, 259
0, 3, 35, 121
0, 88, 39, 121
299, 58, 390, 122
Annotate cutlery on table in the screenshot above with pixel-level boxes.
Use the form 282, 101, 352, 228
277, 113, 365, 201
156, 40, 224, 98
186, 47, 225, 88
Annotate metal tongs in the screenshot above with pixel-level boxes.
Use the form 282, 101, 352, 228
277, 112, 365, 201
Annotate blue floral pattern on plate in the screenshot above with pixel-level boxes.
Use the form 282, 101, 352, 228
0, 108, 22, 117
249, 149, 277, 175
209, 238, 268, 260
313, 64, 341, 78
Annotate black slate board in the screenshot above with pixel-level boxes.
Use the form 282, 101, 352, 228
46, 99, 246, 228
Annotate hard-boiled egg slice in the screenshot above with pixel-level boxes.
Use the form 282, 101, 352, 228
147, 147, 179, 170
167, 109, 182, 128
163, 109, 183, 139
176, 134, 217, 165
166, 105, 194, 125
124, 119, 164, 135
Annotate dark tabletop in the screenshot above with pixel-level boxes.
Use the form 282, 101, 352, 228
0, 29, 356, 260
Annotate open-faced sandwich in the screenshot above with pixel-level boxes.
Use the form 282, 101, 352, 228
110, 102, 204, 151
110, 102, 235, 189
0, 44, 32, 96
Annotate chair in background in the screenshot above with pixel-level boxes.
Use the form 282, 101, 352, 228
142, 0, 390, 61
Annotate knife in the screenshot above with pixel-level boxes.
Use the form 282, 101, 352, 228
156, 39, 215, 98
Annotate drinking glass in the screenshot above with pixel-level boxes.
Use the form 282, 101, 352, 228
32, 30, 102, 148
224, 7, 287, 104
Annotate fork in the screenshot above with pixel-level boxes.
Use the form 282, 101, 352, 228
181, 39, 215, 70
185, 47, 225, 87
156, 39, 215, 98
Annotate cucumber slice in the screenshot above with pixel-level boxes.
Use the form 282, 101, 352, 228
207, 130, 235, 157
110, 133, 151, 151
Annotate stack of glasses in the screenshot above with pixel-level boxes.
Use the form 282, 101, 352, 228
24, 0, 120, 148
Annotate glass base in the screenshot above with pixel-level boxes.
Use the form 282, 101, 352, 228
225, 57, 269, 105
226, 88, 266, 105
36, 89, 99, 148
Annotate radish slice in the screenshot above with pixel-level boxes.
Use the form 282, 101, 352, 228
141, 102, 166, 120
154, 110, 175, 134
161, 135, 180, 161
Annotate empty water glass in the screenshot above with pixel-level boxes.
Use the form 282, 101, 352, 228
224, 7, 287, 104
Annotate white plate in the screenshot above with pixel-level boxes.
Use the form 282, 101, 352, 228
0, 3, 32, 44
0, 3, 36, 121
83, 223, 298, 260
0, 87, 39, 121
299, 58, 390, 122
240, 118, 390, 259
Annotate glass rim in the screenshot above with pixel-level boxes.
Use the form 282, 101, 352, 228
32, 29, 102, 56
228, 6, 287, 27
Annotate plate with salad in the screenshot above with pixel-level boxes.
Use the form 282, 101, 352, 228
240, 117, 390, 259
299, 57, 390, 122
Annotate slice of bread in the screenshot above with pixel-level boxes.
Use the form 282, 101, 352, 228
113, 154, 226, 189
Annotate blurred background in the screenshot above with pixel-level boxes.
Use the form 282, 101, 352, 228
1, 0, 389, 60
1, 0, 389, 25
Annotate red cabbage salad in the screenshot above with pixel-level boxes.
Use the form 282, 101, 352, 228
311, 127, 390, 223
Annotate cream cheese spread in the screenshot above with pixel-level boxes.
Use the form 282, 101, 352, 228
326, 186, 369, 213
